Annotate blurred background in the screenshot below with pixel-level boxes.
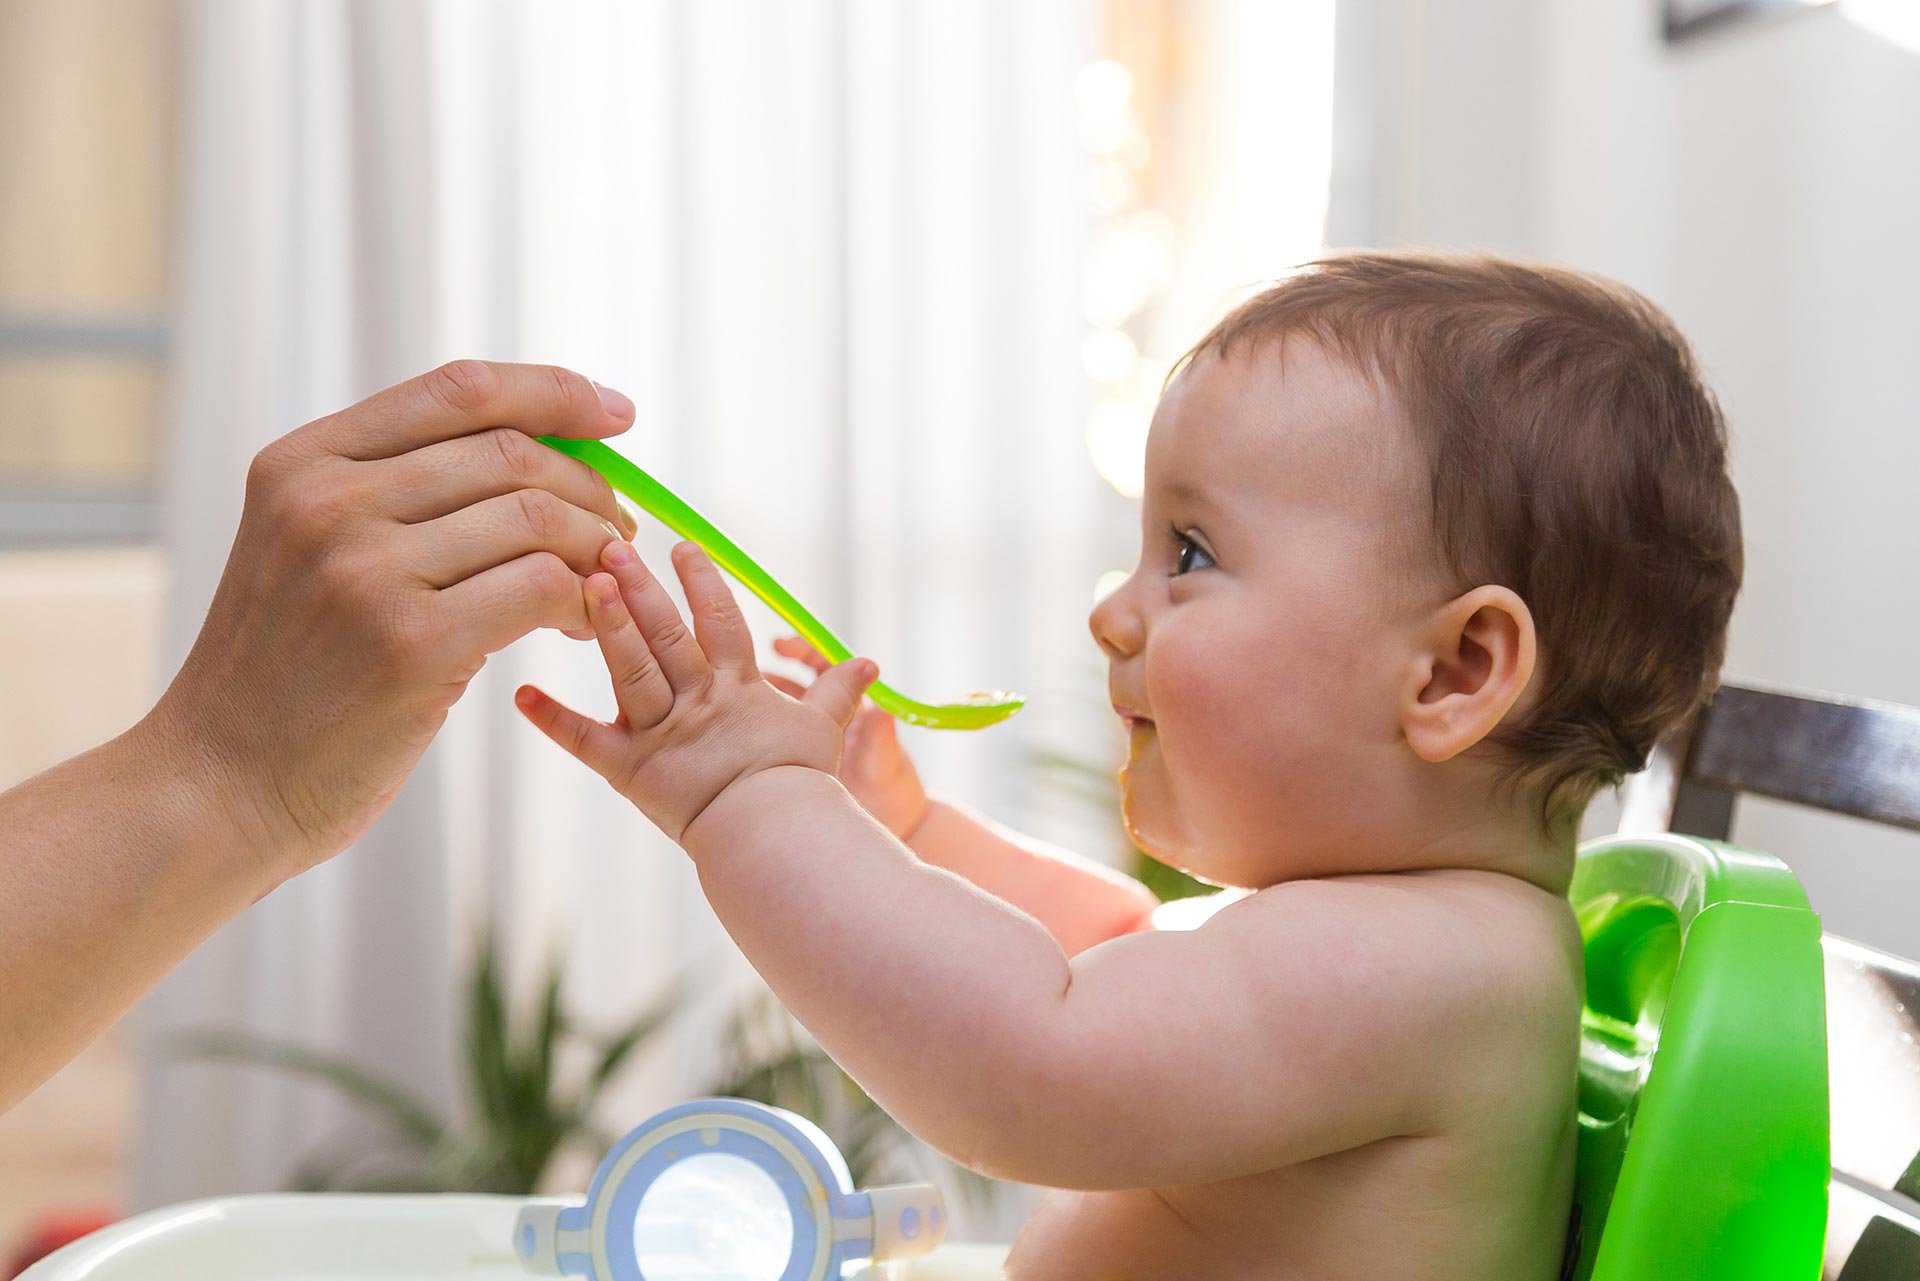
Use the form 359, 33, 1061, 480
0, 0, 1914, 1261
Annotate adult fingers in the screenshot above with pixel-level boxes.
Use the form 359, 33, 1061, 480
403, 490, 625, 587
432, 552, 589, 657
584, 573, 675, 728
313, 360, 635, 461
670, 542, 759, 676
373, 426, 636, 535
598, 542, 710, 693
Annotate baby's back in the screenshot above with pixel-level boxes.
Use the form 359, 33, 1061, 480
1003, 871, 1581, 1280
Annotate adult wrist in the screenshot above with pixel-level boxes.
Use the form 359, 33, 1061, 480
131, 697, 294, 890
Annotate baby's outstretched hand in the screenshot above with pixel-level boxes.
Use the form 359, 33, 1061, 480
515, 540, 877, 843
770, 637, 931, 840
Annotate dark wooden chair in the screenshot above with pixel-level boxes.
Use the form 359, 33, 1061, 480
1616, 681, 1920, 1279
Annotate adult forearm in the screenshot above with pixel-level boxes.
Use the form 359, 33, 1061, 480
686, 767, 1081, 1168
0, 709, 275, 1112
907, 799, 1159, 955
0, 360, 641, 1115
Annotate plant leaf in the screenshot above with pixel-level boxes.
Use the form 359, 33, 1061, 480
581, 984, 682, 1106
466, 929, 513, 1133
1026, 746, 1120, 791
494, 948, 567, 1188
171, 1029, 447, 1148
526, 949, 566, 1116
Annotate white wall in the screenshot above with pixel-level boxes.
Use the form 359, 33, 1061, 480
1335, 0, 1920, 956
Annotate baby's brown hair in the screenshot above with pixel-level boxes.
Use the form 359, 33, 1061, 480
1184, 250, 1743, 817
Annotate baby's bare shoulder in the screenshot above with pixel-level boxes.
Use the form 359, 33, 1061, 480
1227, 870, 1582, 1120
1235, 867, 1579, 980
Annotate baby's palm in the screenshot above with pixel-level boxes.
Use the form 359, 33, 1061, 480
771, 636, 930, 839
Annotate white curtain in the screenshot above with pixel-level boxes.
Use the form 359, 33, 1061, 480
138, 0, 1118, 1216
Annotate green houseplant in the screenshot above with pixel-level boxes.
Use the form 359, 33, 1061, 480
177, 932, 676, 1193
181, 929, 994, 1204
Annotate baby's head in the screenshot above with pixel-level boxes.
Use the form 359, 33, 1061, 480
1090, 251, 1742, 889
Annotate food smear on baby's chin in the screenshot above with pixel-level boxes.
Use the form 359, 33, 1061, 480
1120, 722, 1154, 797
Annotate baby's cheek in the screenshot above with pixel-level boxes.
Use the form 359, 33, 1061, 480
1150, 622, 1317, 789
1153, 635, 1267, 733
1148, 610, 1366, 856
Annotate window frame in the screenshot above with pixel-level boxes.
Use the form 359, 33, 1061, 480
0, 313, 166, 547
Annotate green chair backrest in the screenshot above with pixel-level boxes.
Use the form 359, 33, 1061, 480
1568, 833, 1830, 1280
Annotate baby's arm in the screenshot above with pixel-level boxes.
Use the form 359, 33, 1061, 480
685, 768, 1464, 1188
904, 801, 1158, 956
770, 638, 1158, 956
519, 543, 1500, 1189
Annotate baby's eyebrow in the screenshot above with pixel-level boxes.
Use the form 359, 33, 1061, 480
1157, 477, 1225, 515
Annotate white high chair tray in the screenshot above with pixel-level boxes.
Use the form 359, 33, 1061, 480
19, 1195, 1008, 1281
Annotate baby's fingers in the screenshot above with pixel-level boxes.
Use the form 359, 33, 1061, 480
805, 658, 880, 731
515, 685, 627, 778
851, 705, 901, 758
600, 542, 708, 692
765, 673, 808, 701
672, 542, 758, 675
585, 572, 675, 728
773, 634, 833, 676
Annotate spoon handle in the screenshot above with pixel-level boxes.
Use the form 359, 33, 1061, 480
541, 437, 1022, 730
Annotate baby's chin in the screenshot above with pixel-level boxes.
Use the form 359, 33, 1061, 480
1123, 740, 1202, 869
1122, 727, 1286, 887
1120, 784, 1219, 886
1122, 781, 1300, 891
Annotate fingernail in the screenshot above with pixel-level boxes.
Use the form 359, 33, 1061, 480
600, 520, 622, 542
593, 380, 635, 421
602, 541, 638, 568
615, 500, 640, 538
860, 659, 879, 680
588, 573, 621, 606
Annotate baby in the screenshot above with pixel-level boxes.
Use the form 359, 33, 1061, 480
515, 251, 1743, 1280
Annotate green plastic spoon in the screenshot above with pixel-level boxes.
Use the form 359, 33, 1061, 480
542, 436, 1025, 730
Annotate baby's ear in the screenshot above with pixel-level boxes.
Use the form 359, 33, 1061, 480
1398, 585, 1537, 763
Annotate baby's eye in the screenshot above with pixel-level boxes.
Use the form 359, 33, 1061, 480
1170, 526, 1215, 576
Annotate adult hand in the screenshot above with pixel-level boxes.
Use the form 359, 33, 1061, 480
148, 359, 640, 880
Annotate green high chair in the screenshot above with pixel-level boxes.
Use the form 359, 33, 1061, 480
1570, 682, 1920, 1280
1567, 832, 1827, 1277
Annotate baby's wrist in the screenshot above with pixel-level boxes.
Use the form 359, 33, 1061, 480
894, 798, 983, 871
895, 791, 937, 843
682, 762, 845, 854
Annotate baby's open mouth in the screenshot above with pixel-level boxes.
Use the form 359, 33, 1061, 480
1113, 703, 1154, 731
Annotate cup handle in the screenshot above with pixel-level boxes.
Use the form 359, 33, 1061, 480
864, 1184, 948, 1262
513, 1201, 583, 1275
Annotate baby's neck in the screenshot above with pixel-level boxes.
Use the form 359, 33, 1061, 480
1389, 791, 1579, 896
1229, 810, 1576, 899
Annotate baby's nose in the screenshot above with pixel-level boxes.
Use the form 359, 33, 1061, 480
1089, 578, 1144, 659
